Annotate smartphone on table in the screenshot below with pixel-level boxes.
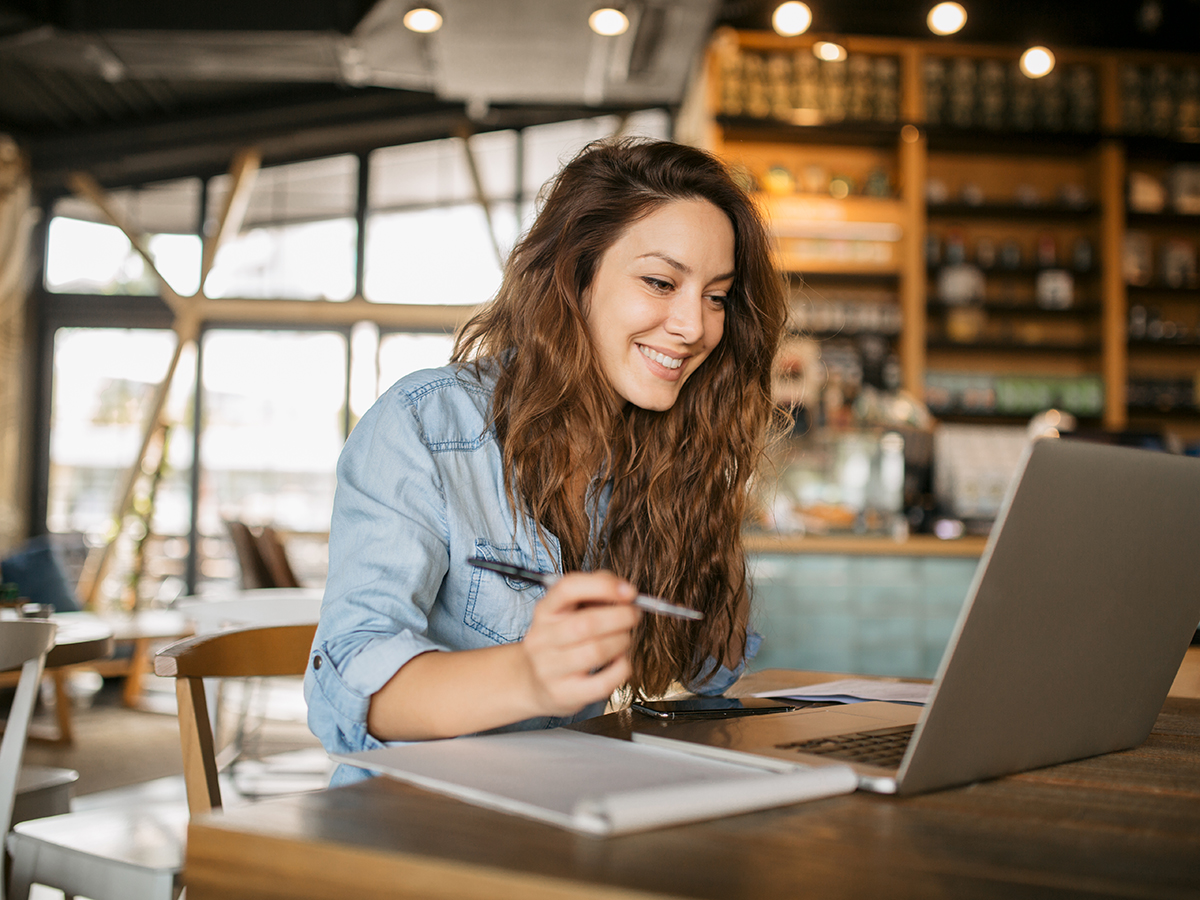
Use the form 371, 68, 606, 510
631, 696, 812, 720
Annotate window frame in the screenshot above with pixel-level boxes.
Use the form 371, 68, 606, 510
27, 111, 672, 598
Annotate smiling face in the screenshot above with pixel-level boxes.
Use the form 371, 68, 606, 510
583, 198, 735, 412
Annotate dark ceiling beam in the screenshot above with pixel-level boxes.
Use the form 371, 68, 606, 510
63, 64, 136, 120
22, 86, 656, 192
117, 73, 178, 120
23, 89, 461, 190
2, 0, 379, 34
1, 63, 76, 127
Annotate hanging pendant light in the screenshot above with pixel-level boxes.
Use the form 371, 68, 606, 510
589, 7, 630, 36
403, 5, 443, 33
772, 2, 812, 37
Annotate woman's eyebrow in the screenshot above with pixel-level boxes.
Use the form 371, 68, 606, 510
636, 252, 735, 282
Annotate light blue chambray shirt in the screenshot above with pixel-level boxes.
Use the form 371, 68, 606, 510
304, 362, 760, 786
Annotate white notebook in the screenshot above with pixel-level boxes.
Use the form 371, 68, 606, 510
333, 727, 856, 836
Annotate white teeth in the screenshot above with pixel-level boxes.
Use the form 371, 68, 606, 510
639, 346, 683, 369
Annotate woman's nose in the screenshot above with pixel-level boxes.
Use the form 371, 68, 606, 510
665, 293, 705, 343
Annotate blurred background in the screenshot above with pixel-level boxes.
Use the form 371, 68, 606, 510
1, 0, 1198, 681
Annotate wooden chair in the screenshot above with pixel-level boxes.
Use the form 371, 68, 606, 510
254, 526, 301, 590
225, 521, 302, 590
155, 622, 318, 815
0, 619, 57, 900
173, 589, 324, 772
5, 622, 320, 900
224, 520, 275, 590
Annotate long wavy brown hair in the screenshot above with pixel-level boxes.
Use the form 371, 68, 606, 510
453, 137, 788, 697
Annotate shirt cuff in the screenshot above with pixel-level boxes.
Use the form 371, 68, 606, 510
306, 629, 448, 758
686, 629, 763, 696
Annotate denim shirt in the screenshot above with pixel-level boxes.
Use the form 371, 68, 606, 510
304, 362, 759, 786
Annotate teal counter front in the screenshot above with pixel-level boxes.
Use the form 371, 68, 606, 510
745, 535, 986, 680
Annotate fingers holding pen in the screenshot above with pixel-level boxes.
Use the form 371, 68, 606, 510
543, 571, 641, 627
520, 571, 642, 716
532, 571, 642, 652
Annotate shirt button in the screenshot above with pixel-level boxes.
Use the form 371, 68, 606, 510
312, 655, 322, 670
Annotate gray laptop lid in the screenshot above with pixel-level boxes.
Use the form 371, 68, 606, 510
632, 438, 1200, 795
895, 438, 1200, 794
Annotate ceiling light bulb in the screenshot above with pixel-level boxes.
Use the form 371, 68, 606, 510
1019, 46, 1055, 78
812, 41, 847, 62
589, 8, 630, 36
927, 2, 967, 36
403, 6, 443, 33
772, 2, 812, 37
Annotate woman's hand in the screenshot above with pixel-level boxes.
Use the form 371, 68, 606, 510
518, 571, 642, 717
367, 570, 641, 741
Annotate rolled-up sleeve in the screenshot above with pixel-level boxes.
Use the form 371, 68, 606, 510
304, 384, 451, 759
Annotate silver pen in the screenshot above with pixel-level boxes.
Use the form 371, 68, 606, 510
467, 556, 704, 621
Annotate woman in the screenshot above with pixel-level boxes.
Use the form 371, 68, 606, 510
305, 137, 788, 785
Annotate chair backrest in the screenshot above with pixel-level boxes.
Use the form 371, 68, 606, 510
255, 527, 301, 589
0, 620, 57, 844
0, 536, 81, 612
153, 622, 317, 816
224, 520, 275, 590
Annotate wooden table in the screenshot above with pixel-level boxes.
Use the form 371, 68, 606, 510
0, 611, 115, 744
87, 608, 194, 709
183, 653, 1200, 899
0, 608, 191, 743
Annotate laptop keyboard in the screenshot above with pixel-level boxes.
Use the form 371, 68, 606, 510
775, 725, 915, 768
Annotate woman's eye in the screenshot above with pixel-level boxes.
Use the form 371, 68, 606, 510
643, 277, 673, 292
707, 294, 728, 308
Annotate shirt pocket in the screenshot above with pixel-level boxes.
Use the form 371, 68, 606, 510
464, 538, 545, 644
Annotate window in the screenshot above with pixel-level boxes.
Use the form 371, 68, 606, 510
364, 204, 515, 305
204, 218, 357, 301
196, 330, 347, 588
47, 327, 195, 606
205, 155, 359, 301
370, 131, 517, 209
45, 178, 203, 297
38, 111, 674, 603
365, 133, 521, 306
377, 331, 457, 393
348, 326, 457, 425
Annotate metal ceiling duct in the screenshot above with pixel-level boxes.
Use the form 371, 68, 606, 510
0, 0, 721, 109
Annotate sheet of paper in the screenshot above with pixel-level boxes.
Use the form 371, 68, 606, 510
752, 678, 932, 706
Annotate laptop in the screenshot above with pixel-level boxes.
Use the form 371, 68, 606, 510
632, 438, 1200, 795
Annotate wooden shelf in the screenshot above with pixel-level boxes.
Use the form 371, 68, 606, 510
743, 532, 988, 558
928, 340, 1103, 353
717, 116, 904, 148
1128, 339, 1200, 350
923, 127, 1106, 156
1122, 135, 1200, 162
1127, 406, 1200, 418
1127, 285, 1200, 298
927, 301, 1101, 316
1127, 213, 1200, 229
928, 202, 1100, 220
926, 266, 1102, 282
699, 29, 1200, 436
